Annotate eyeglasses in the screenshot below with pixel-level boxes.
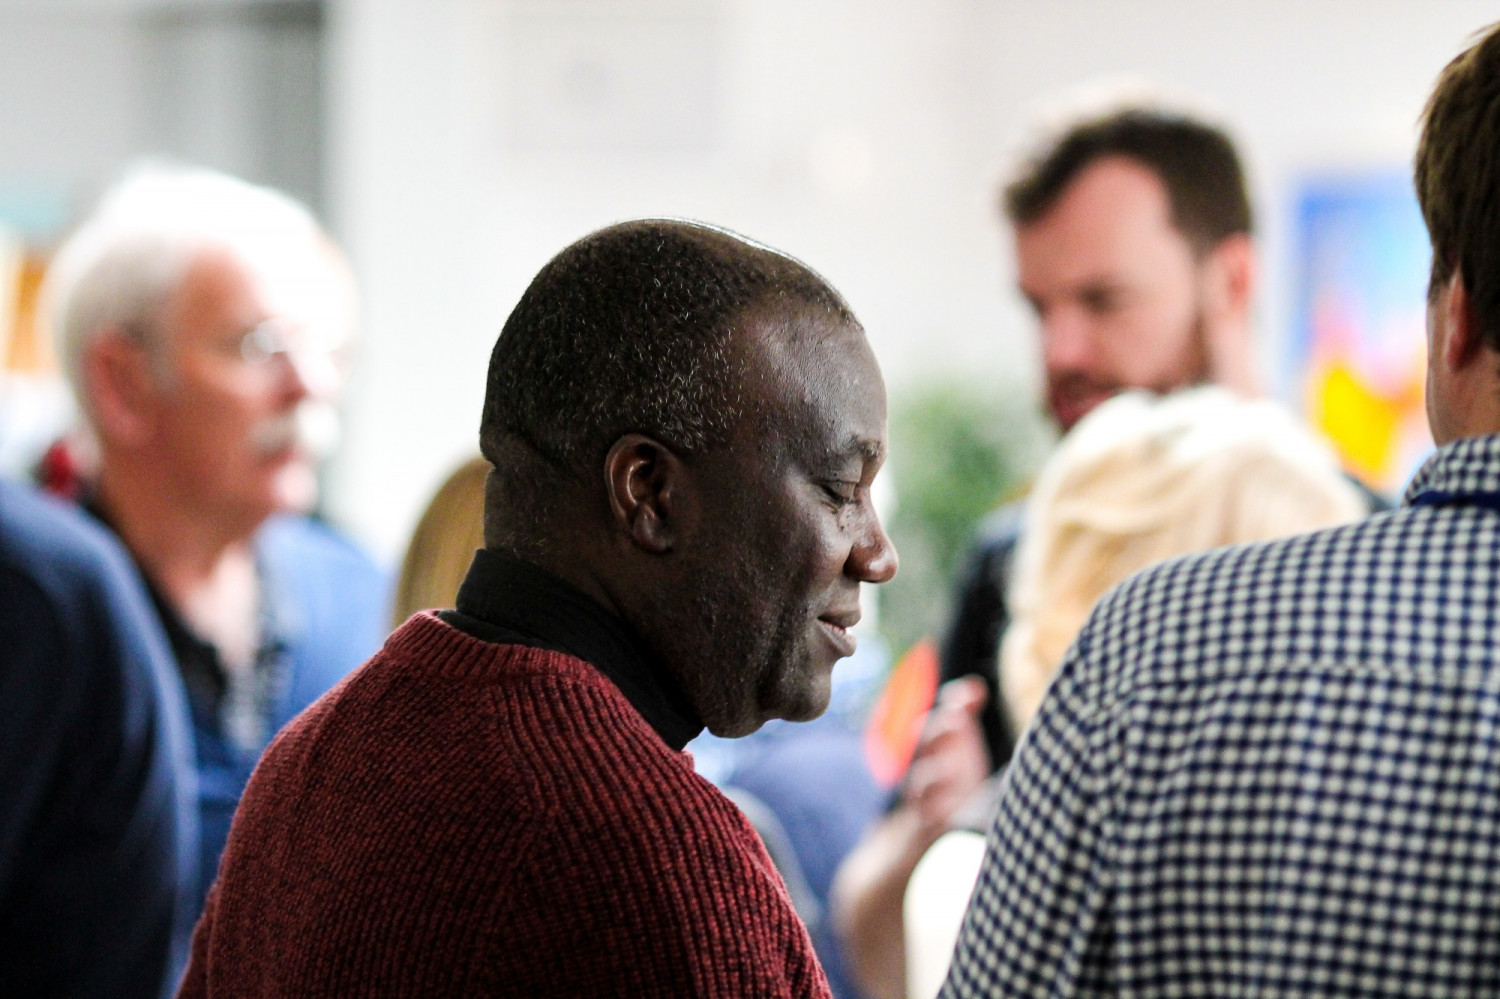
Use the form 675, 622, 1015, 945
239, 319, 298, 366
238, 318, 348, 365
120, 317, 347, 384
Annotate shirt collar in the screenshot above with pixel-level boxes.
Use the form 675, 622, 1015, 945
1403, 434, 1500, 507
447, 548, 704, 751
79, 494, 295, 752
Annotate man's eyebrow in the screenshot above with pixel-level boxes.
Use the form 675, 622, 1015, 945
805, 434, 884, 468
839, 436, 884, 463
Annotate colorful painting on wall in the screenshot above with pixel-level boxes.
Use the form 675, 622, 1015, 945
1288, 171, 1432, 493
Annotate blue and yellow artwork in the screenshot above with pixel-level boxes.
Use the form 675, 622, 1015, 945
1288, 172, 1432, 492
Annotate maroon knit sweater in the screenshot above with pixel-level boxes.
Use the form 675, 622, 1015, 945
176, 613, 831, 997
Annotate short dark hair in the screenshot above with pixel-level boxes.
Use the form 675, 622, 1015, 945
1003, 107, 1253, 256
480, 219, 853, 548
1416, 21, 1500, 349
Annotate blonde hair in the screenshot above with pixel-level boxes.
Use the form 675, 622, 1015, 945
1000, 388, 1368, 730
393, 457, 491, 627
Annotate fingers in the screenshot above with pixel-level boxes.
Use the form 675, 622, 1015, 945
935, 675, 988, 717
904, 683, 992, 830
911, 678, 987, 757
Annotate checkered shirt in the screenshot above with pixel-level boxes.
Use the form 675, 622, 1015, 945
940, 435, 1500, 998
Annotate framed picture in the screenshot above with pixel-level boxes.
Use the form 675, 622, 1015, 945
1287, 171, 1431, 493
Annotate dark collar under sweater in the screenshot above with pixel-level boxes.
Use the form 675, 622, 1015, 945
441, 549, 703, 751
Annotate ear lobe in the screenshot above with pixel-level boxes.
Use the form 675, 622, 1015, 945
604, 434, 690, 554
84, 331, 162, 447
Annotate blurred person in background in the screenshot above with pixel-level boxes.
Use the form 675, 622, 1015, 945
943, 24, 1500, 991
833, 100, 1388, 999
899, 387, 1365, 998
996, 389, 1367, 730
834, 101, 1261, 999
1, 477, 196, 999
945, 102, 1266, 783
40, 165, 389, 914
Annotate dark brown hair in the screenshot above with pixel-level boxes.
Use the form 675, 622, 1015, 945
1004, 107, 1252, 256
1416, 22, 1500, 348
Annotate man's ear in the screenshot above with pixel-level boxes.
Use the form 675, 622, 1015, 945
1199, 233, 1260, 396
1439, 271, 1483, 371
84, 331, 161, 447
603, 434, 692, 554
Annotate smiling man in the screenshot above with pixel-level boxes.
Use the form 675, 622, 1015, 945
177, 219, 897, 997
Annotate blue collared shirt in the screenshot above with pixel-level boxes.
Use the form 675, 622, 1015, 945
95, 512, 389, 916
942, 434, 1500, 997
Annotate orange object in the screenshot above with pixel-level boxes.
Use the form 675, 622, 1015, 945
864, 639, 940, 788
6, 253, 53, 374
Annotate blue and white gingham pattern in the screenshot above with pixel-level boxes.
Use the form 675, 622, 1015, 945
940, 435, 1500, 998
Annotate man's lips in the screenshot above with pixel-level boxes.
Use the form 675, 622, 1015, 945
817, 610, 860, 658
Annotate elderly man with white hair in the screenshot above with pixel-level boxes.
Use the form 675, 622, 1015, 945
42, 165, 389, 913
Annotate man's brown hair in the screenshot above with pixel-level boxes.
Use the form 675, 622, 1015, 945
1416, 21, 1500, 349
1003, 107, 1252, 257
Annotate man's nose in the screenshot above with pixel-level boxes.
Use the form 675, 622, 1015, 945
277, 347, 343, 403
1039, 306, 1094, 374
850, 510, 898, 585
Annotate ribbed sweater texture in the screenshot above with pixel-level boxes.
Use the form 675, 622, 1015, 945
177, 613, 832, 997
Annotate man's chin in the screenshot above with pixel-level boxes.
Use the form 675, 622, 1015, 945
705, 671, 833, 738
271, 461, 320, 516
769, 670, 834, 726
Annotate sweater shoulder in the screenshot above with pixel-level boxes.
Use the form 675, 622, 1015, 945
213, 615, 830, 997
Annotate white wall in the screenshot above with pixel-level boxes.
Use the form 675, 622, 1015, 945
0, 1, 324, 226
317, 0, 1496, 557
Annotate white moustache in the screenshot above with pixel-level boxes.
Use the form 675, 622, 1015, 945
251, 402, 342, 460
